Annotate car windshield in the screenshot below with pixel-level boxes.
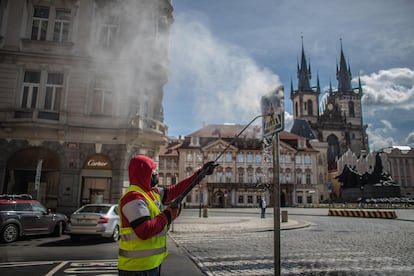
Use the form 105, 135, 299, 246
77, 205, 110, 214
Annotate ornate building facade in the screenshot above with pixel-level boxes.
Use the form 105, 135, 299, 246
290, 40, 369, 170
163, 124, 329, 208
0, 0, 172, 214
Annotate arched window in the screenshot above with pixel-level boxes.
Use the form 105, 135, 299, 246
327, 134, 340, 169
307, 99, 313, 116
295, 101, 299, 117
348, 101, 355, 117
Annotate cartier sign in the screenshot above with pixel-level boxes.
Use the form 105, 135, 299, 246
84, 155, 112, 170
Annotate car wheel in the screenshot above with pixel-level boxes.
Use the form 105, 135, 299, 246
53, 221, 63, 237
70, 235, 81, 242
1, 224, 19, 243
110, 225, 120, 242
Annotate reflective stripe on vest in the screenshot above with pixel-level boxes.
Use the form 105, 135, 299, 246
119, 247, 166, 258
121, 227, 167, 241
118, 185, 168, 271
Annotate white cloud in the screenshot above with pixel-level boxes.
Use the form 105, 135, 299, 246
366, 120, 397, 151
360, 68, 414, 114
405, 132, 414, 147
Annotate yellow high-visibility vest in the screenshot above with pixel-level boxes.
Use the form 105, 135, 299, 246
118, 185, 168, 271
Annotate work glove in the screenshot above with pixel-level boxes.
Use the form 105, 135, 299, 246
163, 205, 180, 225
198, 161, 218, 175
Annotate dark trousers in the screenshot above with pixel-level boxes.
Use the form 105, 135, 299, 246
119, 266, 160, 276
261, 208, 266, 218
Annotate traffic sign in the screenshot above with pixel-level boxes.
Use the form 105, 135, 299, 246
261, 85, 284, 138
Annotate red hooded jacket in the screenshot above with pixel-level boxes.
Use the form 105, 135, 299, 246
120, 155, 198, 240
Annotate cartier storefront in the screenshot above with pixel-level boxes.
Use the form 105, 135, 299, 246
80, 154, 113, 205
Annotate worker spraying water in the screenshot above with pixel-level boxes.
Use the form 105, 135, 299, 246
118, 86, 284, 275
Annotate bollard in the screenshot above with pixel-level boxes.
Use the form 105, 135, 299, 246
281, 210, 288, 222
203, 207, 208, 218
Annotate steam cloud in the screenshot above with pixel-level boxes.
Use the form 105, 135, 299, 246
165, 15, 281, 134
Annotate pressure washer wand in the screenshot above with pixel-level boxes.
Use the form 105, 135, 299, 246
170, 114, 267, 208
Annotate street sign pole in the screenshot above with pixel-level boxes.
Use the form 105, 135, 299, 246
261, 85, 284, 276
273, 133, 280, 276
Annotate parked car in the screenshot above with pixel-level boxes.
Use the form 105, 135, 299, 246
66, 203, 120, 242
0, 194, 68, 243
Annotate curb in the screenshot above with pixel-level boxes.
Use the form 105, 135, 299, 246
328, 209, 397, 219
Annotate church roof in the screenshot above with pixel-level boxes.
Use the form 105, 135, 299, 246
290, 119, 316, 140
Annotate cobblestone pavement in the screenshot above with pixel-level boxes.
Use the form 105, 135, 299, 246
169, 208, 414, 275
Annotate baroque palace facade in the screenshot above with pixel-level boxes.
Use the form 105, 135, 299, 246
0, 0, 172, 214
158, 124, 330, 208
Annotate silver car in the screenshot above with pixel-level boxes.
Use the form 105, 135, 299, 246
66, 204, 119, 242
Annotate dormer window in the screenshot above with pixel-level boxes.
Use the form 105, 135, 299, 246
190, 136, 199, 147
298, 138, 306, 149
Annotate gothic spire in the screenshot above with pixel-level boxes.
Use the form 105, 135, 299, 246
297, 36, 312, 91
336, 39, 352, 92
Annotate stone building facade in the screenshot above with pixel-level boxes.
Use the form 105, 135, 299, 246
166, 124, 328, 208
0, 0, 172, 214
380, 146, 414, 196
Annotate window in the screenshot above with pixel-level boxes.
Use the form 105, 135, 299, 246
237, 154, 244, 163
306, 173, 311, 185
304, 155, 312, 165
247, 195, 253, 204
255, 154, 262, 164
238, 195, 244, 204
247, 169, 253, 183
247, 153, 253, 163
99, 21, 118, 48
92, 76, 113, 115
225, 171, 232, 183
21, 71, 40, 108
44, 73, 63, 111
196, 153, 203, 162
216, 172, 223, 183
31, 5, 72, 42
238, 171, 244, 183
186, 195, 192, 203
307, 99, 313, 115
286, 173, 291, 184
296, 155, 301, 164
348, 101, 355, 117
285, 155, 291, 163
186, 152, 193, 162
225, 153, 232, 163
53, 9, 70, 42
256, 171, 263, 183
31, 6, 49, 40
296, 172, 302, 184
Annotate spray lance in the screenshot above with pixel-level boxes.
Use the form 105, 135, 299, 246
169, 114, 269, 209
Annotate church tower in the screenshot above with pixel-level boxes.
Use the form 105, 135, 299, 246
291, 39, 369, 170
290, 38, 320, 124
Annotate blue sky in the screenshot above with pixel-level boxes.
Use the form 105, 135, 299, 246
163, 0, 414, 151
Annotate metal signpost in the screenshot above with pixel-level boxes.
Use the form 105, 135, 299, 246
261, 86, 284, 276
